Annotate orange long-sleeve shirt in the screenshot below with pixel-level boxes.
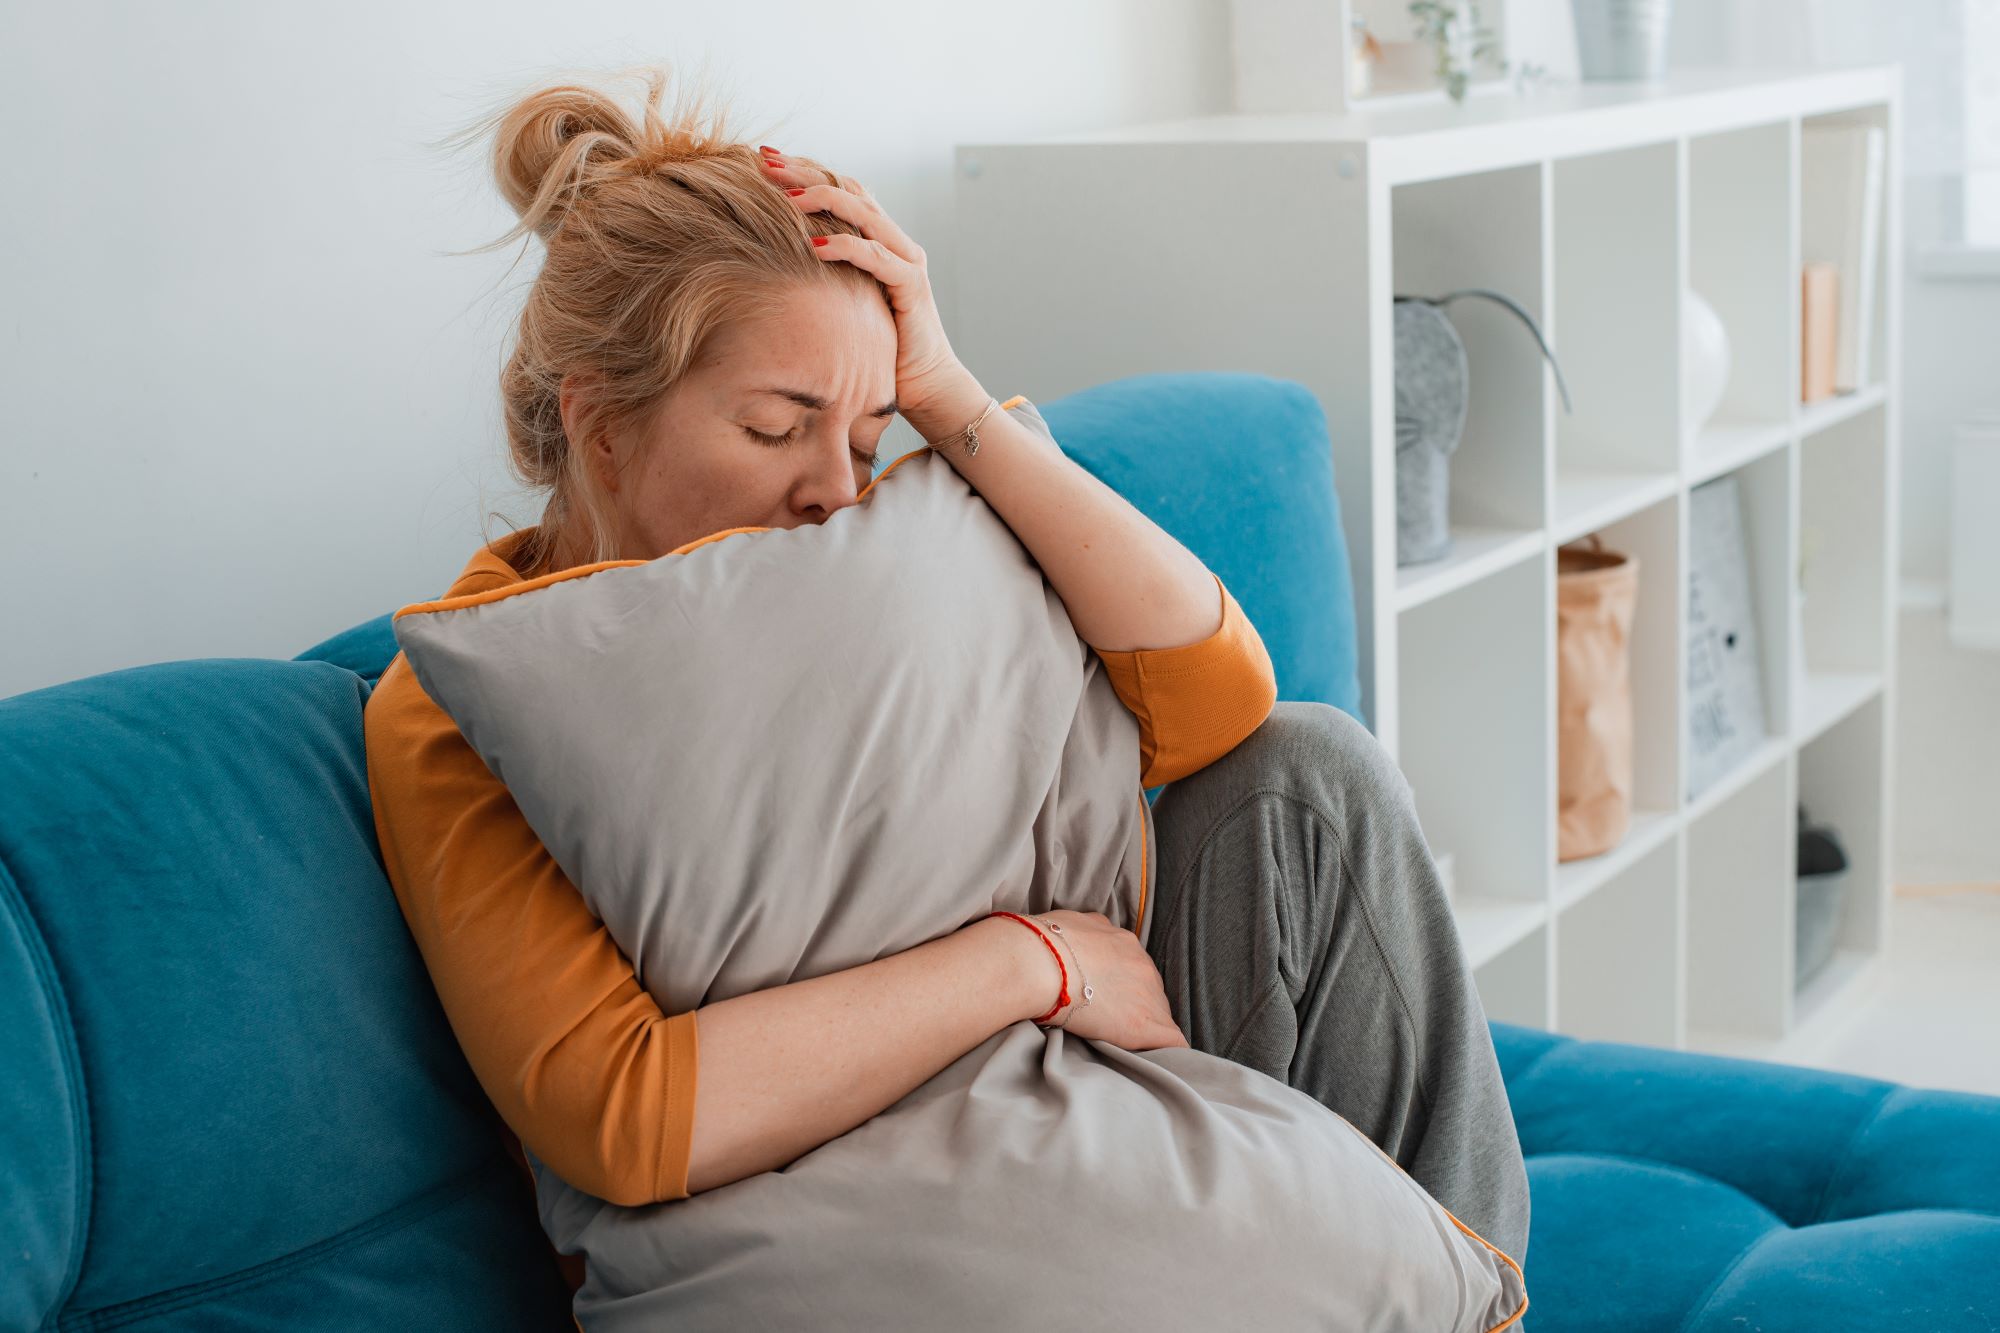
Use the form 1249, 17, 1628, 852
364, 521, 1278, 1223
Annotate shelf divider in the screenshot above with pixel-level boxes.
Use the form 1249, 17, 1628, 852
1552, 466, 1680, 546
1454, 893, 1550, 970
1794, 671, 1883, 746
1798, 382, 1887, 439
1394, 526, 1544, 611
1686, 734, 1790, 823
1689, 417, 1790, 485
1555, 808, 1679, 913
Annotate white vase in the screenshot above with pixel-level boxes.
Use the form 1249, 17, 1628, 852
1685, 290, 1732, 432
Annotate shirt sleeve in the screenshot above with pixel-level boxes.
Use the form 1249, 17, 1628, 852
1090, 572, 1279, 789
363, 652, 700, 1209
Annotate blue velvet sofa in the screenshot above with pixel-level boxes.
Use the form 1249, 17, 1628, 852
5, 372, 1996, 1330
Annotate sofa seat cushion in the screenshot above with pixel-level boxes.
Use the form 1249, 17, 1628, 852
1492, 1020, 2000, 1331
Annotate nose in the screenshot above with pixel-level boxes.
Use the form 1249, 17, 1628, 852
788, 434, 865, 525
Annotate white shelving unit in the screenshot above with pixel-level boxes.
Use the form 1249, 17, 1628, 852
952, 67, 1901, 1060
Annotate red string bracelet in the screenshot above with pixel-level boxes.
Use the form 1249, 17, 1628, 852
988, 910, 1069, 1024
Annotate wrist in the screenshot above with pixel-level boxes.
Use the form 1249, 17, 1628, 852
901, 365, 992, 445
974, 912, 1067, 1025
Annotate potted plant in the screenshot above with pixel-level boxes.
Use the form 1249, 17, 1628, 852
1407, 0, 1502, 102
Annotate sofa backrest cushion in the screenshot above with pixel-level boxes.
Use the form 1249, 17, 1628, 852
0, 659, 568, 1329
295, 615, 399, 686
1039, 370, 1365, 727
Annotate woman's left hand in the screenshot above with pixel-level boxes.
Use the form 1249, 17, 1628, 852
758, 146, 983, 441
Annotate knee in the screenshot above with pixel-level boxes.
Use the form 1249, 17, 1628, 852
1217, 700, 1415, 819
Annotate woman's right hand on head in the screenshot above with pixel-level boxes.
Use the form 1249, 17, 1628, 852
1027, 909, 1191, 1052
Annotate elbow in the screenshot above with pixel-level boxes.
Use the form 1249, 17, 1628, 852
591, 1153, 674, 1209
1230, 617, 1281, 747
531, 1136, 665, 1209
518, 1021, 700, 1208
603, 1181, 682, 1209
1240, 658, 1280, 752
558, 1137, 695, 1209
1141, 650, 1278, 788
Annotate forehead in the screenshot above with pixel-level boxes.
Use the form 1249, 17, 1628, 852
698, 281, 896, 395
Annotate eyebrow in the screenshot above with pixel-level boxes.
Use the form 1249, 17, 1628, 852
752, 387, 899, 419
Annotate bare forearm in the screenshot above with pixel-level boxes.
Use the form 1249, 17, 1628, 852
684, 915, 1054, 1195
900, 369, 1221, 653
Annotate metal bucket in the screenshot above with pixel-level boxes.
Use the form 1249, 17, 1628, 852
1571, 0, 1673, 81
1796, 867, 1850, 990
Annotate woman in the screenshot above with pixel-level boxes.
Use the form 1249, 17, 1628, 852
365, 64, 1530, 1293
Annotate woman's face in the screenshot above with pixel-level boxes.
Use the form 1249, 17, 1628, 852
573, 279, 900, 562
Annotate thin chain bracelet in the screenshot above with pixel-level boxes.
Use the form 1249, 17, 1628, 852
928, 396, 1000, 458
1035, 917, 1093, 1027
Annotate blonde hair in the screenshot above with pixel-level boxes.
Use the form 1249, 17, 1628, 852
442, 62, 879, 573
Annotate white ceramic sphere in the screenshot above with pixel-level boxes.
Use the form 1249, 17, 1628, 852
1685, 290, 1732, 431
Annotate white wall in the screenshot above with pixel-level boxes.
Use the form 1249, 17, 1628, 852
0, 1, 1229, 698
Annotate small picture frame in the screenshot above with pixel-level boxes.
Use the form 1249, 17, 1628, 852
1686, 475, 1769, 800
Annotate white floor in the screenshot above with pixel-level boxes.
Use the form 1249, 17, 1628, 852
1755, 606, 2000, 1098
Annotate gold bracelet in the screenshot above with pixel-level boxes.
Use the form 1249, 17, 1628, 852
928, 396, 1000, 458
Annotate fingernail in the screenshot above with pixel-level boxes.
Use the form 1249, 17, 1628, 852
810, 236, 829, 247
785, 188, 805, 196
758, 144, 780, 155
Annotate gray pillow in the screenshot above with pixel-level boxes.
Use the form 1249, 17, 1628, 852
393, 403, 1528, 1332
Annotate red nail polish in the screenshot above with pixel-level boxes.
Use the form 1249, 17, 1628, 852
785, 188, 805, 196
810, 236, 829, 247
758, 144, 780, 155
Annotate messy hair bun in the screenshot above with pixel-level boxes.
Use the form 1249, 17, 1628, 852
490, 80, 647, 245
482, 65, 744, 249
437, 62, 876, 572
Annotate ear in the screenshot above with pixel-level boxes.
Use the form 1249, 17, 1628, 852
558, 371, 622, 495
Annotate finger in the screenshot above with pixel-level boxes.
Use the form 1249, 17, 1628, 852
758, 151, 868, 201
808, 231, 921, 297
800, 161, 869, 195
756, 156, 906, 259
833, 172, 884, 212
756, 151, 800, 185
784, 182, 925, 268
758, 151, 842, 195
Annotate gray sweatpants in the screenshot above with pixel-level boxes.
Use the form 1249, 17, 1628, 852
1144, 699, 1533, 1270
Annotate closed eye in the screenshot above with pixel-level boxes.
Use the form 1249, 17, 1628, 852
744, 424, 880, 471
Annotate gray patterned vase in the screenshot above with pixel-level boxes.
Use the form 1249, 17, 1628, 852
1394, 300, 1468, 567
1393, 288, 1572, 568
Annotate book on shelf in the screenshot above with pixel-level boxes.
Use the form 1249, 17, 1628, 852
1800, 123, 1886, 394
1801, 260, 1838, 403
